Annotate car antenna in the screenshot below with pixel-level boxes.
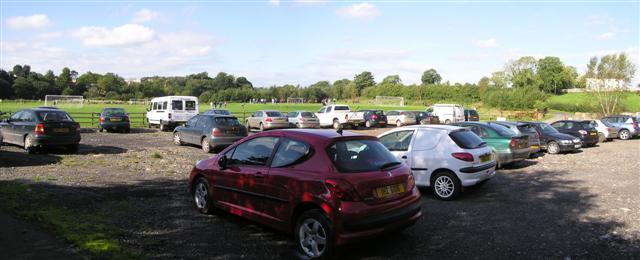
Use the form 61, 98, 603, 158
336, 128, 343, 135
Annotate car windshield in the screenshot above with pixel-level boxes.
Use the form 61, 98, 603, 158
326, 139, 400, 173
449, 130, 486, 149
206, 110, 230, 115
36, 111, 73, 122
266, 111, 283, 117
103, 108, 126, 116
467, 110, 479, 116
374, 110, 384, 115
489, 123, 517, 137
516, 124, 538, 134
334, 106, 349, 111
538, 123, 559, 134
215, 117, 241, 126
300, 112, 316, 118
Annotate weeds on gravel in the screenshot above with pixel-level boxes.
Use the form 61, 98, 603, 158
150, 152, 163, 159
0, 182, 142, 259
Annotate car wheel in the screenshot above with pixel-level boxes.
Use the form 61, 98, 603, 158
295, 209, 335, 260
396, 120, 402, 127
547, 141, 560, 154
491, 150, 501, 168
124, 128, 131, 133
365, 120, 372, 128
598, 133, 606, 143
24, 135, 36, 154
98, 127, 104, 133
245, 121, 251, 130
193, 177, 214, 214
619, 129, 631, 140
259, 123, 265, 132
431, 171, 461, 201
66, 144, 79, 153
173, 132, 183, 145
201, 137, 211, 153
332, 119, 340, 130
159, 121, 166, 132
296, 123, 302, 128
444, 119, 451, 124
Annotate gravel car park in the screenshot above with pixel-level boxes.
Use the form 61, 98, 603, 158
1, 129, 639, 259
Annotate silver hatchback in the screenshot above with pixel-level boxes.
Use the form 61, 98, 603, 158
287, 111, 320, 128
245, 110, 290, 131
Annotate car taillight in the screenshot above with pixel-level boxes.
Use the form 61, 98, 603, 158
265, 117, 273, 122
99, 117, 105, 123
211, 128, 222, 137
400, 112, 405, 115
578, 130, 587, 135
299, 117, 304, 122
509, 138, 517, 149
407, 174, 415, 190
451, 152, 474, 162
371, 114, 378, 120
633, 122, 639, 128
34, 123, 45, 135
325, 179, 361, 201
168, 113, 172, 119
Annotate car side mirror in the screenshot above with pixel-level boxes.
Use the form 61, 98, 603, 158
218, 155, 228, 170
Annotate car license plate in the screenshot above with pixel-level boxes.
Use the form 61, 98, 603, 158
374, 184, 404, 198
110, 117, 121, 122
53, 128, 69, 133
590, 133, 596, 136
574, 144, 581, 148
480, 154, 491, 163
531, 145, 539, 149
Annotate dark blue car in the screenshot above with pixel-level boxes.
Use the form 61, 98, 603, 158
99, 108, 130, 133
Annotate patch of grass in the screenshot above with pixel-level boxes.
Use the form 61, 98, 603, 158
547, 92, 640, 113
150, 152, 163, 159
0, 182, 141, 259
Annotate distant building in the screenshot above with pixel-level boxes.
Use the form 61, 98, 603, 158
125, 78, 141, 84
586, 78, 626, 91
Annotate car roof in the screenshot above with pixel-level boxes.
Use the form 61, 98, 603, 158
402, 124, 464, 132
258, 110, 281, 112
200, 114, 235, 118
252, 129, 375, 144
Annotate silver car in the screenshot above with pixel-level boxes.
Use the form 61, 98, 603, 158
386, 110, 417, 127
245, 110, 289, 131
588, 120, 618, 142
601, 115, 640, 140
286, 111, 320, 128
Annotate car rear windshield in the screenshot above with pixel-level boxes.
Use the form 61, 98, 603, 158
103, 108, 126, 116
580, 121, 597, 129
334, 106, 349, 111
266, 111, 283, 117
185, 101, 196, 111
466, 110, 479, 116
449, 130, 486, 149
36, 111, 73, 122
326, 139, 400, 173
301, 112, 316, 118
489, 123, 517, 137
403, 111, 415, 117
172, 100, 183, 110
516, 124, 537, 134
215, 117, 241, 126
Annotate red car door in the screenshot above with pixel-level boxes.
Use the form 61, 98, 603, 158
213, 136, 280, 220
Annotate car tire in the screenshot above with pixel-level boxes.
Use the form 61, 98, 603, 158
159, 121, 166, 132
396, 120, 402, 127
201, 137, 211, 153
365, 120, 372, 128
431, 171, 461, 201
193, 177, 214, 214
619, 129, 631, 140
444, 119, 451, 124
296, 123, 302, 128
547, 141, 560, 154
259, 123, 265, 132
332, 119, 340, 130
98, 127, 104, 133
245, 121, 251, 130
66, 144, 79, 153
295, 209, 335, 260
124, 128, 131, 134
173, 132, 183, 146
24, 135, 36, 154
491, 150, 501, 168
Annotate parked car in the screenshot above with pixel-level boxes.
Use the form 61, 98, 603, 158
315, 105, 365, 129
524, 122, 582, 154
601, 115, 640, 140
147, 96, 199, 131
203, 109, 231, 116
464, 109, 480, 121
386, 110, 417, 127
378, 125, 496, 200
286, 111, 320, 128
550, 120, 599, 147
427, 104, 465, 124
490, 121, 541, 155
453, 122, 530, 167
587, 120, 617, 142
245, 110, 289, 131
188, 129, 422, 258
0, 108, 81, 153
173, 114, 247, 153
98, 108, 130, 133
414, 111, 440, 125
358, 109, 387, 128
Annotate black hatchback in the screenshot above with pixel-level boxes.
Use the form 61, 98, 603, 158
0, 108, 81, 153
358, 110, 387, 128
173, 114, 248, 153
525, 122, 581, 154
550, 120, 599, 147
99, 108, 130, 133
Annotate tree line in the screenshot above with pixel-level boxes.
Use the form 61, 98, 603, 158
0, 53, 634, 111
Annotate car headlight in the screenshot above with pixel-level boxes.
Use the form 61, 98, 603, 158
560, 140, 572, 144
573, 139, 580, 143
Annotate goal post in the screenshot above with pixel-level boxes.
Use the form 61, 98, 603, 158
287, 97, 305, 103
374, 96, 404, 106
44, 95, 84, 106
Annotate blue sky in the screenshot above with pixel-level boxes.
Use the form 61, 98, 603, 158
1, 0, 639, 87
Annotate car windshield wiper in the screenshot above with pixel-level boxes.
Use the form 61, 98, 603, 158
380, 161, 402, 170
476, 141, 487, 148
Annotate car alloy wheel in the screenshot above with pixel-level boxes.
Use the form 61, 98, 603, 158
365, 120, 372, 128
173, 132, 183, 145
547, 141, 560, 154
598, 133, 606, 143
396, 120, 402, 127
434, 176, 454, 198
619, 130, 630, 140
259, 123, 265, 132
333, 120, 340, 129
201, 138, 211, 153
299, 218, 327, 258
193, 178, 213, 214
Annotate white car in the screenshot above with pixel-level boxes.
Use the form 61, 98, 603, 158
427, 104, 465, 124
588, 119, 618, 142
385, 110, 417, 127
147, 96, 199, 131
315, 105, 365, 129
378, 125, 496, 200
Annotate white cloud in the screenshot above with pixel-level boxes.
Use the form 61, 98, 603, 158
336, 3, 380, 20
268, 0, 281, 5
6, 14, 52, 30
598, 32, 616, 40
295, 0, 327, 5
36, 31, 63, 39
0, 41, 27, 52
474, 38, 497, 48
72, 24, 155, 46
133, 8, 158, 23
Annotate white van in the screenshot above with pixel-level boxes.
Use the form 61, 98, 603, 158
427, 104, 465, 124
147, 96, 199, 131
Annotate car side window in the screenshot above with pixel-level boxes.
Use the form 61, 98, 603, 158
195, 117, 209, 128
317, 107, 325, 113
10, 111, 23, 122
379, 130, 414, 151
185, 116, 199, 127
326, 106, 332, 113
21, 111, 34, 122
255, 111, 263, 117
271, 138, 311, 168
551, 122, 564, 129
229, 137, 279, 166
565, 122, 574, 129
476, 126, 490, 137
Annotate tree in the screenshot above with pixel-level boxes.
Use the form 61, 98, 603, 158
537, 57, 575, 94
506, 56, 541, 88
353, 71, 375, 96
55, 67, 72, 94
381, 75, 402, 85
478, 76, 490, 98
585, 53, 637, 115
421, 69, 442, 85
12, 77, 36, 99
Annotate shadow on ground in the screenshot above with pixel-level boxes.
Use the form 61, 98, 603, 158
0, 150, 62, 167
0, 168, 638, 259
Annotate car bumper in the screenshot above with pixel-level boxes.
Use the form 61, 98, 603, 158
496, 149, 530, 165
33, 134, 81, 146
457, 163, 497, 186
263, 122, 290, 129
297, 122, 320, 128
605, 132, 618, 139
208, 136, 245, 148
557, 142, 581, 152
529, 144, 542, 154
335, 187, 422, 245
100, 122, 130, 129
580, 135, 599, 145
161, 120, 185, 127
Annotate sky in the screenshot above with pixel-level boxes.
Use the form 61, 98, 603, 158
1, 0, 639, 88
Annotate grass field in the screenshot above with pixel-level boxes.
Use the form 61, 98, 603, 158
547, 92, 640, 113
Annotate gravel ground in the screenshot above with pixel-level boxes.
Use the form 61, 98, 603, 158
0, 128, 639, 259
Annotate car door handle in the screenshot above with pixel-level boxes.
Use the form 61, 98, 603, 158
401, 155, 407, 159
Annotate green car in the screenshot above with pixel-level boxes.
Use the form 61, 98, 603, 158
453, 122, 530, 167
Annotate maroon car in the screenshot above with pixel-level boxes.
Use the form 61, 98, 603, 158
189, 129, 422, 258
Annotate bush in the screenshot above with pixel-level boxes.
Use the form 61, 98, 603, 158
483, 86, 548, 110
